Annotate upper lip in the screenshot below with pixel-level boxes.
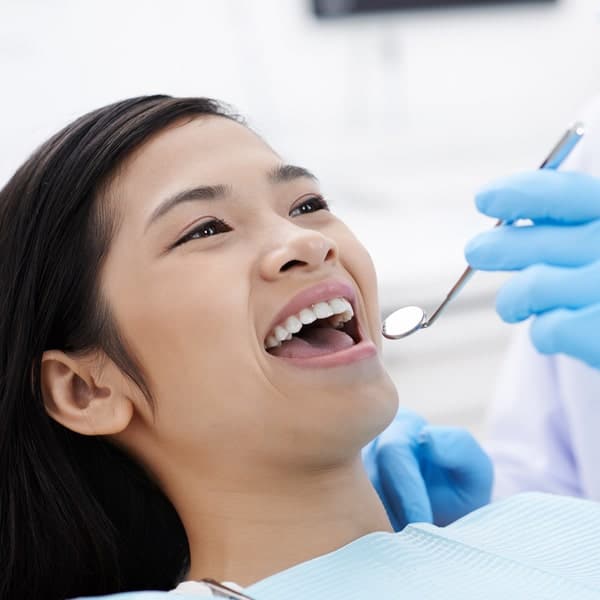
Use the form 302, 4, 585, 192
265, 278, 358, 342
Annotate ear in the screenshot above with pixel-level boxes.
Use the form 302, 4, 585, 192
41, 349, 134, 436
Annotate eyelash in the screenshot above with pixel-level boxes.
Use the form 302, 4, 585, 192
173, 195, 330, 248
289, 194, 330, 217
172, 219, 233, 248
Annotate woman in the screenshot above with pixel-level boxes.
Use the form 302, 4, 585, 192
0, 95, 397, 599
1, 96, 598, 600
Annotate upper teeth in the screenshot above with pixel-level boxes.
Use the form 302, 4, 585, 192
265, 297, 354, 349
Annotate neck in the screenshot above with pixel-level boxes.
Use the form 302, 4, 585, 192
170, 455, 392, 587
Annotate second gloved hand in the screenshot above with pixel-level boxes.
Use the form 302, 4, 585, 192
363, 409, 493, 530
465, 170, 600, 369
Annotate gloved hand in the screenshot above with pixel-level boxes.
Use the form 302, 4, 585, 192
363, 409, 493, 530
465, 170, 600, 369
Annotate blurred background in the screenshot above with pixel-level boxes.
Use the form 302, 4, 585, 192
2, 0, 600, 436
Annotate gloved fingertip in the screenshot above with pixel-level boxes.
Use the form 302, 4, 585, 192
496, 287, 528, 324
475, 175, 526, 218
474, 179, 505, 215
529, 312, 559, 355
378, 452, 433, 528
416, 427, 442, 460
464, 233, 489, 265
530, 308, 579, 357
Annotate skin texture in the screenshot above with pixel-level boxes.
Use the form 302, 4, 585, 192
41, 116, 399, 586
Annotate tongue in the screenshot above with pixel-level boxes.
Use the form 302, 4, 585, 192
269, 327, 355, 359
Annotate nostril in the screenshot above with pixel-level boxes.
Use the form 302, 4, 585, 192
324, 248, 336, 262
280, 259, 306, 272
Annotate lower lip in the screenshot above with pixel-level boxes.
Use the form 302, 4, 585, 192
267, 339, 378, 369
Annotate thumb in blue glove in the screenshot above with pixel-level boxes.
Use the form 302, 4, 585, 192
363, 409, 432, 531
363, 409, 493, 531
417, 426, 494, 526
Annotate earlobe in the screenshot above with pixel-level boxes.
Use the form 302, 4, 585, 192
41, 349, 134, 436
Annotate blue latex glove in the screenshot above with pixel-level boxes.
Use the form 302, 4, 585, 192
363, 409, 493, 530
465, 170, 600, 369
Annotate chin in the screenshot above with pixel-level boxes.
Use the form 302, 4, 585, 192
265, 354, 399, 460
356, 370, 399, 442
320, 370, 399, 458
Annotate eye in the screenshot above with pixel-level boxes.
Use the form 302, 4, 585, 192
289, 194, 330, 217
173, 218, 232, 248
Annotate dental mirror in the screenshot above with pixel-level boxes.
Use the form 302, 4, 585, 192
382, 121, 585, 340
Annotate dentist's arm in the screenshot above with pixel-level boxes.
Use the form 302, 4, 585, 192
466, 170, 600, 369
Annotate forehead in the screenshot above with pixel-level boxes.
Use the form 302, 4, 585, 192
112, 116, 279, 212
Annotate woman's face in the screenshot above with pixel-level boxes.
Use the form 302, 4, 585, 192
102, 116, 398, 477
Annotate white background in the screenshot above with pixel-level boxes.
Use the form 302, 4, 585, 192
2, 0, 600, 435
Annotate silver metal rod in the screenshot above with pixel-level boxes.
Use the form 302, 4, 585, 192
200, 579, 256, 600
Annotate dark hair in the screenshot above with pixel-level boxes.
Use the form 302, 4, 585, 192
0, 96, 240, 600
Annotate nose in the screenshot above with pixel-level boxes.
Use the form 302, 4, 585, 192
259, 226, 339, 281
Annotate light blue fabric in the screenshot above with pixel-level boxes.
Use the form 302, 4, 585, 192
465, 169, 600, 370
363, 408, 493, 529
247, 493, 600, 599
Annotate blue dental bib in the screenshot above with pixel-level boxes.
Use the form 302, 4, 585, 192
247, 493, 600, 600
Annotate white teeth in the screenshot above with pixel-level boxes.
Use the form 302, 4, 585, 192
313, 302, 334, 319
299, 308, 317, 325
265, 335, 280, 349
284, 315, 302, 334
340, 298, 353, 313
330, 315, 345, 329
329, 298, 347, 314
265, 296, 356, 349
339, 299, 353, 323
330, 301, 354, 329
274, 325, 290, 342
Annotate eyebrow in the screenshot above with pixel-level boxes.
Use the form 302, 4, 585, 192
146, 164, 318, 231
268, 164, 318, 184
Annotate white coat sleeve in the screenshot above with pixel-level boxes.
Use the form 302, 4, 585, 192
486, 326, 582, 499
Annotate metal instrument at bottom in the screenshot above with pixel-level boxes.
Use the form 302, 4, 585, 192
200, 578, 256, 600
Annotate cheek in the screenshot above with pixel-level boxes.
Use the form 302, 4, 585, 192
337, 229, 381, 328
103, 247, 264, 427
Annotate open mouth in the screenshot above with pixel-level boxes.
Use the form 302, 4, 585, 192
264, 297, 362, 360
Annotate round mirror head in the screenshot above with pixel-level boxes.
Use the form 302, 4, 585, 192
382, 306, 427, 340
